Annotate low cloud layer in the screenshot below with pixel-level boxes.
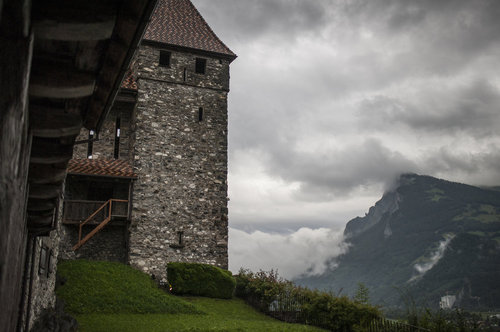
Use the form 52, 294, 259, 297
229, 227, 349, 279
411, 234, 455, 281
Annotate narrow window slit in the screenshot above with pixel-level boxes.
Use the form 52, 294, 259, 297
198, 107, 204, 122
87, 130, 94, 159
114, 117, 121, 159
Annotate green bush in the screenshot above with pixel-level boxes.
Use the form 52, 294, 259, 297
235, 269, 381, 331
167, 262, 236, 299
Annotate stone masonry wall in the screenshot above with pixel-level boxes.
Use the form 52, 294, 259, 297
137, 44, 230, 91
23, 233, 60, 331
59, 224, 128, 263
128, 45, 229, 282
73, 100, 134, 161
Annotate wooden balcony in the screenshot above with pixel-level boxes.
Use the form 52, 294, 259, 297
63, 199, 130, 224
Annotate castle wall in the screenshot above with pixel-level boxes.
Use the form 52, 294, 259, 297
138, 44, 230, 91
59, 225, 128, 263
73, 100, 135, 161
21, 231, 60, 331
128, 45, 229, 282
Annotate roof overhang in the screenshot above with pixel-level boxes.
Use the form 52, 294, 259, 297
26, 0, 158, 233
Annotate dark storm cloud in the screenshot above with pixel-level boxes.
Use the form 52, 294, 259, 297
263, 139, 417, 200
192, 0, 331, 43
193, 0, 500, 232
358, 80, 500, 137
422, 146, 500, 184
346, 0, 500, 75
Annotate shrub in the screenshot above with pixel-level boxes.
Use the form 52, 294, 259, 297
235, 268, 381, 331
167, 262, 236, 299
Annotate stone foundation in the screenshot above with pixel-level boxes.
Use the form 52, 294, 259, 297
59, 224, 128, 263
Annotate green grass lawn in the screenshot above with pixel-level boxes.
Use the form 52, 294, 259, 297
76, 297, 324, 331
58, 260, 324, 331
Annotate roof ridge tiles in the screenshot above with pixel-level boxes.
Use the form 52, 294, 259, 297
143, 0, 236, 60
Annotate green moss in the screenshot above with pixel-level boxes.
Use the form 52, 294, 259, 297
453, 204, 500, 223
467, 231, 486, 236
167, 262, 236, 299
57, 260, 200, 314
427, 188, 446, 202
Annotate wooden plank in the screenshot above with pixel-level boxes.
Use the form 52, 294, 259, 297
34, 20, 115, 41
28, 162, 67, 184
30, 106, 82, 138
32, 0, 116, 41
27, 198, 56, 211
29, 62, 95, 98
84, 0, 155, 129
30, 137, 74, 163
28, 183, 62, 199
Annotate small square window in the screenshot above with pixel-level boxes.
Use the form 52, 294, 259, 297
159, 50, 171, 67
195, 58, 206, 74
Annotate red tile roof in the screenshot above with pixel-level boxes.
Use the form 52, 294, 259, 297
68, 159, 137, 179
121, 69, 137, 90
144, 0, 236, 59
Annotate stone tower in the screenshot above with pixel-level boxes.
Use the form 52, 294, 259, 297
129, 0, 236, 280
60, 0, 236, 283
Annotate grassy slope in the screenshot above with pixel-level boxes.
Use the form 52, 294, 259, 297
58, 260, 324, 331
76, 297, 324, 332
57, 260, 199, 314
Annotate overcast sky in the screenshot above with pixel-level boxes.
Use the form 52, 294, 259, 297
191, 0, 500, 278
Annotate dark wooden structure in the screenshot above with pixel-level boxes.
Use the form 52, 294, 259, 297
62, 159, 136, 251
0, 0, 158, 330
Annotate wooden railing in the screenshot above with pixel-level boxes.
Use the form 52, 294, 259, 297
64, 199, 129, 222
72, 199, 128, 251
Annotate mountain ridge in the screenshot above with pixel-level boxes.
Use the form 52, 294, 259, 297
296, 173, 500, 310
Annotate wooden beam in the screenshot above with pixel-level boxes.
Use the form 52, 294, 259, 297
84, 0, 157, 129
34, 20, 115, 41
29, 63, 95, 98
28, 184, 62, 199
27, 214, 53, 227
28, 163, 67, 184
27, 198, 56, 212
30, 106, 82, 138
32, 0, 116, 41
30, 137, 74, 164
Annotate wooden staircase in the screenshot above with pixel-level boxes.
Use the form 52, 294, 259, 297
72, 199, 128, 250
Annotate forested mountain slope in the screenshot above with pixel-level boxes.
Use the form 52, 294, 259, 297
296, 174, 500, 310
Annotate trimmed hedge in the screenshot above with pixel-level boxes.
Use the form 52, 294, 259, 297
167, 262, 236, 299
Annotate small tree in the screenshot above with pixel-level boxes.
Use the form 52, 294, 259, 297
353, 282, 370, 304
